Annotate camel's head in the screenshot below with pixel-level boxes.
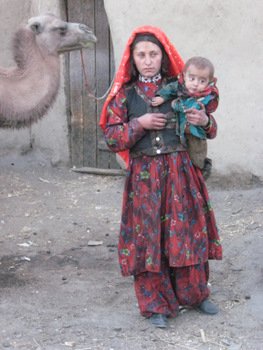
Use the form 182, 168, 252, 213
27, 13, 97, 54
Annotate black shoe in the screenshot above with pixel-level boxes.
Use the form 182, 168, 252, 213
149, 313, 168, 328
197, 299, 219, 315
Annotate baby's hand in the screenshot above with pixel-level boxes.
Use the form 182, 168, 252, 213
151, 96, 164, 106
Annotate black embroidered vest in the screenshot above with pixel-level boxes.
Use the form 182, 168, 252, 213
126, 84, 186, 157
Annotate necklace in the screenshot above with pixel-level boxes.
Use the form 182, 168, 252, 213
139, 73, 162, 84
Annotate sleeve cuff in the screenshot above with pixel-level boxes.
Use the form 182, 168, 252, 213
203, 115, 212, 131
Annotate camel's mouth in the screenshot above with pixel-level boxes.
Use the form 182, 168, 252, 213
58, 34, 97, 53
80, 39, 97, 48
58, 41, 96, 53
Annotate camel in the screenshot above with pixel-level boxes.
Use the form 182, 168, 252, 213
0, 13, 97, 129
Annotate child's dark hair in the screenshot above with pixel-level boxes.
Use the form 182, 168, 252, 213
183, 56, 215, 80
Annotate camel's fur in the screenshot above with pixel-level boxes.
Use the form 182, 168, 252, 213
0, 14, 96, 128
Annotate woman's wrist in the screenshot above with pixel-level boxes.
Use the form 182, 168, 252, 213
205, 115, 210, 127
203, 115, 212, 130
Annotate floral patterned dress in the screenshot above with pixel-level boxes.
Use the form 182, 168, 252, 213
104, 78, 222, 279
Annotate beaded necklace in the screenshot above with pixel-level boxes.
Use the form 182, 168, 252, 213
138, 73, 162, 84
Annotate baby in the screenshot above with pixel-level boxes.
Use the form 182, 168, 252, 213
152, 56, 219, 177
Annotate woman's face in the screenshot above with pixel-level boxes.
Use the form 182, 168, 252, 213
132, 41, 163, 78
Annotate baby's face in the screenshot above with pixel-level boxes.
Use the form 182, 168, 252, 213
184, 64, 211, 94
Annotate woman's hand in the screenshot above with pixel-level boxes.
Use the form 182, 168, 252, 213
138, 113, 167, 130
185, 106, 209, 127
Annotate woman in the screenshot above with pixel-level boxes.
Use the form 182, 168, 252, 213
100, 26, 222, 328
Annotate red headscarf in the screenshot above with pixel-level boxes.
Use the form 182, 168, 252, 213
99, 25, 184, 167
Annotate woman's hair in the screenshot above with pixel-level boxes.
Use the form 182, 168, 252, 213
183, 56, 215, 80
129, 33, 169, 82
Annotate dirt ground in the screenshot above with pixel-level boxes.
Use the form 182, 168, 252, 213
0, 154, 262, 350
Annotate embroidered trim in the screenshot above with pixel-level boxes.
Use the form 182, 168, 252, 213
139, 73, 162, 84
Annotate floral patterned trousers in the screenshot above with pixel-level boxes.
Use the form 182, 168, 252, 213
134, 260, 210, 318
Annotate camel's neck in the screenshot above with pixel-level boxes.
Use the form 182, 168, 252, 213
0, 28, 61, 128
13, 28, 56, 68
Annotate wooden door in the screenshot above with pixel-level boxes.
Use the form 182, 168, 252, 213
66, 0, 118, 169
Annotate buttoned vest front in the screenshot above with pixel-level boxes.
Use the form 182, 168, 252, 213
126, 84, 185, 157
